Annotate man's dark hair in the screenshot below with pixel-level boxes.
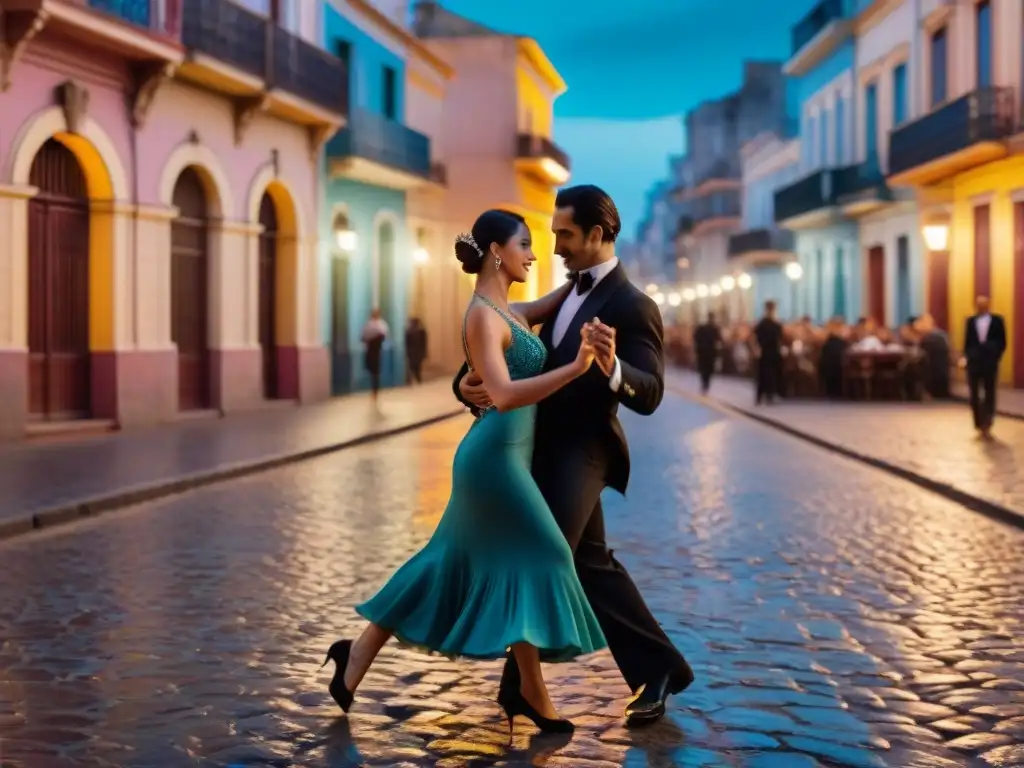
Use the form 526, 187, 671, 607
555, 184, 621, 243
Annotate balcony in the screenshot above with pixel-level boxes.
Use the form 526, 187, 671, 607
835, 159, 896, 215
785, 0, 851, 77
728, 228, 795, 265
515, 133, 571, 186
0, 0, 182, 77
327, 108, 432, 189
887, 87, 1016, 187
178, 0, 347, 135
775, 165, 867, 228
690, 189, 742, 233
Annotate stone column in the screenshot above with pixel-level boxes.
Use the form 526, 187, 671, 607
0, 184, 36, 439
295, 234, 330, 403
210, 218, 264, 412
107, 203, 179, 427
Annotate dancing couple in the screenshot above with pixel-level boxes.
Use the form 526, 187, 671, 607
322, 185, 693, 733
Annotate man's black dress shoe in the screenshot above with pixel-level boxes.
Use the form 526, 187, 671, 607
625, 666, 695, 726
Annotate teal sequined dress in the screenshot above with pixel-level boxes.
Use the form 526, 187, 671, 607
355, 295, 607, 662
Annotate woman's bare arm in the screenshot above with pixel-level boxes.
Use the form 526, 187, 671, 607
510, 282, 573, 327
465, 305, 586, 412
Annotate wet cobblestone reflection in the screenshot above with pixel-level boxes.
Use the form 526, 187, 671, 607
1, 396, 1023, 767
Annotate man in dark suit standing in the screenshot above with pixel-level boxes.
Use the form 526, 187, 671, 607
452, 185, 692, 726
962, 295, 1006, 436
693, 312, 722, 394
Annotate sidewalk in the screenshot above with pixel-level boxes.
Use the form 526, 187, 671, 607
667, 368, 1024, 527
951, 380, 1024, 419
0, 379, 467, 540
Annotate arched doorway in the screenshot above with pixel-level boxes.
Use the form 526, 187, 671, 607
27, 138, 92, 421
171, 167, 210, 411
258, 192, 280, 399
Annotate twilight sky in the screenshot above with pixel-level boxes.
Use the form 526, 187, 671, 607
439, 0, 811, 239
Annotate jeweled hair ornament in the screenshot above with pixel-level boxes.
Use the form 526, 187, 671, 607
455, 232, 483, 258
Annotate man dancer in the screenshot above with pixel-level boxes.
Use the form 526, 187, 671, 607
453, 185, 693, 725
962, 295, 1006, 437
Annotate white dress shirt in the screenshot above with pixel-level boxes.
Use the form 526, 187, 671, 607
550, 257, 623, 391
975, 313, 991, 343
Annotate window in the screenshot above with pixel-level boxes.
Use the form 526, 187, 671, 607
835, 96, 845, 165
977, 0, 992, 88
806, 115, 816, 168
382, 66, 397, 119
819, 108, 829, 166
892, 63, 907, 125
931, 27, 948, 107
865, 81, 878, 168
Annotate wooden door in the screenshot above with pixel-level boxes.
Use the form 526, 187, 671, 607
258, 193, 279, 399
928, 249, 950, 332
1014, 202, 1024, 387
171, 168, 210, 411
27, 139, 91, 420
867, 245, 886, 325
974, 203, 991, 299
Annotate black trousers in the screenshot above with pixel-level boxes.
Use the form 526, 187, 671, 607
407, 358, 423, 383
968, 364, 998, 429
499, 434, 689, 694
696, 356, 715, 392
756, 356, 781, 402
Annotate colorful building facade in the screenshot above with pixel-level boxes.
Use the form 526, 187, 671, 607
320, 0, 448, 393
0, 0, 345, 439
414, 1, 571, 303
775, 0, 864, 324
732, 131, 802, 319
886, 0, 1024, 386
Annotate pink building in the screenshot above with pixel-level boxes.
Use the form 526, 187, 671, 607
0, 0, 347, 440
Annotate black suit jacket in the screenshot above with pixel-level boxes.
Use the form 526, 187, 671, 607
451, 263, 664, 494
963, 313, 1006, 373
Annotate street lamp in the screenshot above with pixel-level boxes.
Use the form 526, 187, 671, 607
695, 283, 709, 298
413, 246, 429, 264
682, 288, 696, 302
720, 275, 736, 292
709, 284, 722, 297
333, 212, 357, 254
646, 283, 659, 295
785, 260, 803, 318
653, 292, 666, 306
668, 291, 681, 306
923, 224, 949, 251
737, 272, 753, 290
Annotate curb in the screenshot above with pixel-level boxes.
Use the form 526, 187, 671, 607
0, 409, 467, 544
668, 384, 1024, 532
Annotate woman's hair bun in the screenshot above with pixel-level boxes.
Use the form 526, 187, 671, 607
454, 232, 484, 274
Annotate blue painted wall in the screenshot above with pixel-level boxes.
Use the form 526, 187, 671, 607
319, 2, 412, 394
322, 3, 406, 116
793, 224, 860, 324
793, 41, 855, 105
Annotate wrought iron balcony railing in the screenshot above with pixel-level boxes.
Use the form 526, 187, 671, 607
86, 0, 181, 36
728, 228, 795, 258
691, 189, 742, 223
791, 0, 844, 56
887, 87, 1016, 178
181, 0, 347, 115
774, 165, 859, 222
516, 133, 571, 173
327, 108, 431, 178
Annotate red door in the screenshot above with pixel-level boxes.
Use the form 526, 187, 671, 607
258, 193, 279, 399
171, 168, 210, 411
867, 246, 886, 325
928, 249, 950, 332
1014, 202, 1024, 387
27, 139, 91, 420
974, 203, 992, 299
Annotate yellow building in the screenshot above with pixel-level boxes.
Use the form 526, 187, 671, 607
414, 2, 571, 303
886, 0, 1024, 387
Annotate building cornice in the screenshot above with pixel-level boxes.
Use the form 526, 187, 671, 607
516, 38, 566, 96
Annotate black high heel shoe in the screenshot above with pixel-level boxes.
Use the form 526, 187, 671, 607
321, 639, 354, 713
497, 688, 574, 735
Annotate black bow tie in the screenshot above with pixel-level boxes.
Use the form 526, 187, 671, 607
568, 270, 595, 295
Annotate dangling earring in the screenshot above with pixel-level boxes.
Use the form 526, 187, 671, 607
494, 256, 502, 271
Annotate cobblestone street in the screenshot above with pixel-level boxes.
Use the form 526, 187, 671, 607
667, 369, 1024, 522
2, 394, 1023, 767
